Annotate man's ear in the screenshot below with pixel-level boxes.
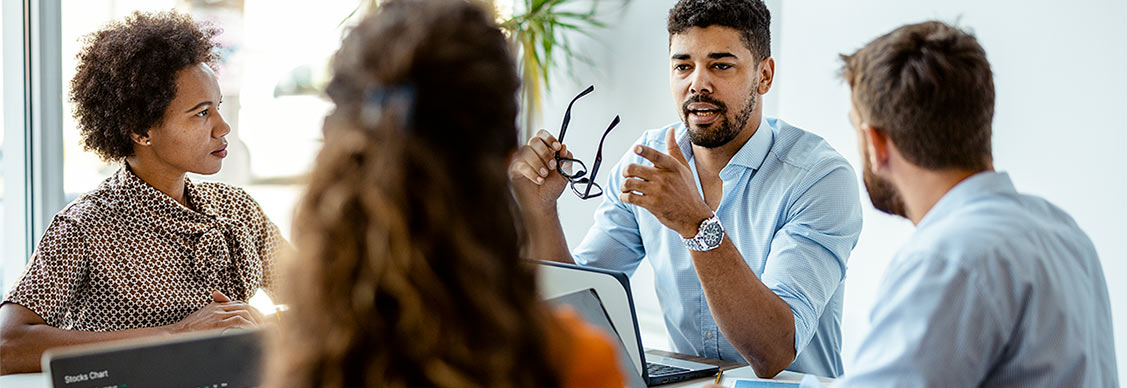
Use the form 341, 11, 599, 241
757, 57, 775, 95
861, 124, 891, 173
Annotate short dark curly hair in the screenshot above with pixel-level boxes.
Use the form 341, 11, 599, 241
70, 11, 220, 161
667, 0, 771, 61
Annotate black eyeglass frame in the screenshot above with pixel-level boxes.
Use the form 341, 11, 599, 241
554, 85, 620, 200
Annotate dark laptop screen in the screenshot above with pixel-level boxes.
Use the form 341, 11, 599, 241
45, 329, 263, 388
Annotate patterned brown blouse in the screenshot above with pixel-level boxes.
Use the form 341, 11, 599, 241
3, 166, 288, 331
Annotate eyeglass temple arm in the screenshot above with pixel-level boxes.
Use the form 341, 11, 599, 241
557, 85, 595, 145
583, 115, 621, 197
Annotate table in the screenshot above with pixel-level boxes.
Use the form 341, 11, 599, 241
649, 349, 834, 387
0, 373, 48, 388
0, 352, 834, 388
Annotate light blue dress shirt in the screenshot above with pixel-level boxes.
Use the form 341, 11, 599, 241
833, 171, 1118, 387
573, 117, 863, 377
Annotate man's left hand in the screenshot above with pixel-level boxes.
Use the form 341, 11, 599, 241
620, 127, 714, 238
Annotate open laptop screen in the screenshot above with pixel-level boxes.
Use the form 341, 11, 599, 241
548, 288, 648, 388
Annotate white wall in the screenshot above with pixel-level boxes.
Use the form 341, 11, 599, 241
540, 0, 1127, 378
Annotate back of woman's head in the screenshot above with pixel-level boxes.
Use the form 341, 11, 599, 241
274, 1, 559, 388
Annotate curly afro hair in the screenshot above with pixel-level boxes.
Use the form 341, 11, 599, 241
667, 0, 771, 61
70, 11, 220, 161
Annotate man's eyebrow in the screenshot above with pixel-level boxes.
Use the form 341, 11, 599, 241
183, 101, 214, 113
671, 52, 739, 60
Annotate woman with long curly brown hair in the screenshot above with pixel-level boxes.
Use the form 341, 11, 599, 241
267, 1, 624, 388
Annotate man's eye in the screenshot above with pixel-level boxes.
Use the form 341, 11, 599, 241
196, 109, 209, 118
713, 63, 733, 70
674, 64, 691, 71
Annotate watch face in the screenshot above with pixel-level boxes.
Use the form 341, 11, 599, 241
701, 219, 724, 248
683, 216, 724, 251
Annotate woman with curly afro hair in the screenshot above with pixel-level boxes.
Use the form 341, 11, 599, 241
0, 11, 288, 374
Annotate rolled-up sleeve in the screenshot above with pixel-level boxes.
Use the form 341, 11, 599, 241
759, 162, 862, 355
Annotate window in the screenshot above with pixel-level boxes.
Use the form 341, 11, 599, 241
0, 1, 6, 288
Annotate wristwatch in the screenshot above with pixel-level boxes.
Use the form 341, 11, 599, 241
682, 213, 725, 252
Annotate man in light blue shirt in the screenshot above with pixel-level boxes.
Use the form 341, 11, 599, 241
833, 21, 1118, 386
509, 0, 861, 378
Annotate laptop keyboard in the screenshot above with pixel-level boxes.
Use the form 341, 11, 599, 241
647, 362, 690, 377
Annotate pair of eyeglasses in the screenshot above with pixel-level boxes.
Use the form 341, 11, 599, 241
555, 85, 621, 200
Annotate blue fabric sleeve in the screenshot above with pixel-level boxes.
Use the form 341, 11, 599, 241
572, 140, 647, 275
759, 163, 861, 356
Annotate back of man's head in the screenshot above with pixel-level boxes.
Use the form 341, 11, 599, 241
667, 0, 771, 61
842, 21, 995, 171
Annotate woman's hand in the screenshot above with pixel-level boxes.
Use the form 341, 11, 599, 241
169, 290, 265, 334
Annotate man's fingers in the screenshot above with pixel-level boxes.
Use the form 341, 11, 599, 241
513, 163, 546, 185
621, 177, 652, 194
664, 127, 690, 167
622, 163, 659, 180
517, 146, 553, 177
634, 144, 682, 170
532, 129, 562, 152
527, 139, 558, 171
618, 191, 649, 207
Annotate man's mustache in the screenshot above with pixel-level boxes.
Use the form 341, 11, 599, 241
681, 94, 728, 114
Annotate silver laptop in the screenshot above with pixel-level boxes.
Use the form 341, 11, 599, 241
538, 261, 720, 386
43, 329, 263, 388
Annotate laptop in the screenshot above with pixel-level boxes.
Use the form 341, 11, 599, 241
548, 288, 649, 388
43, 329, 263, 388
538, 261, 720, 386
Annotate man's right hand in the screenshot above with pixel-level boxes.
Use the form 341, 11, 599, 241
509, 129, 573, 215
168, 290, 265, 334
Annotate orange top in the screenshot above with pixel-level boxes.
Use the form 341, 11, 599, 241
550, 307, 627, 388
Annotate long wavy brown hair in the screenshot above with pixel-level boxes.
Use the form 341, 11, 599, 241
267, 1, 562, 388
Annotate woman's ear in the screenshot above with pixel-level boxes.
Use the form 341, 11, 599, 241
131, 131, 151, 146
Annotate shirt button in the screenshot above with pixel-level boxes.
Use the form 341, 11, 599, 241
706, 331, 714, 339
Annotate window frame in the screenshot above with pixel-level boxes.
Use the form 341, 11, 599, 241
2, 0, 65, 292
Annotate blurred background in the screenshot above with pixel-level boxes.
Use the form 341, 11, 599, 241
2, 0, 1124, 378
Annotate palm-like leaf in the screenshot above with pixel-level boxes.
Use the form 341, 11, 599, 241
502, 0, 622, 138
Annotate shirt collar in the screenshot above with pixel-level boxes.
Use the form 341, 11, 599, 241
118, 164, 217, 219
676, 117, 775, 172
916, 170, 1017, 229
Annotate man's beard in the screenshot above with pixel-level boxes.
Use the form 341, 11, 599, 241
681, 90, 756, 149
862, 147, 907, 218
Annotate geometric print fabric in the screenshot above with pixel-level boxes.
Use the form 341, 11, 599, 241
4, 165, 286, 331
